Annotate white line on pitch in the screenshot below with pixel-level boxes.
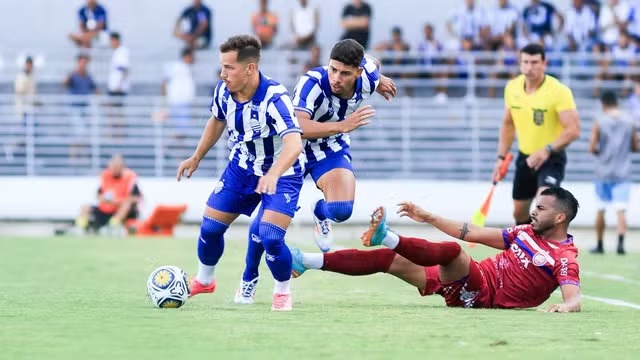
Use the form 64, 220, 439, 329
582, 271, 640, 285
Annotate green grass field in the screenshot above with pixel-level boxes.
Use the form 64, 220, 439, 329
1, 235, 639, 359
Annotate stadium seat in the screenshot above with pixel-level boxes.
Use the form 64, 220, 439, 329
126, 204, 188, 237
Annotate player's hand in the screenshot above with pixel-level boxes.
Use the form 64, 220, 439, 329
526, 148, 550, 171
540, 303, 570, 313
376, 75, 397, 101
338, 105, 376, 133
177, 156, 200, 181
397, 201, 433, 224
255, 173, 278, 195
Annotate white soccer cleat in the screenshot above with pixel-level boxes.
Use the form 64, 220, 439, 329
311, 199, 333, 252
234, 276, 259, 304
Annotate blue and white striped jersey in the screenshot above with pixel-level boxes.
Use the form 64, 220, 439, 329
292, 57, 380, 166
210, 73, 304, 177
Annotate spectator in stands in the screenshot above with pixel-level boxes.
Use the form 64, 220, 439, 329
374, 26, 410, 77
596, 31, 637, 96
628, 3, 640, 45
251, 0, 279, 49
106, 32, 130, 137
69, 0, 108, 48
588, 91, 638, 255
107, 32, 130, 97
629, 80, 640, 123
303, 45, 322, 73
598, 0, 633, 49
564, 0, 598, 51
487, 0, 520, 49
161, 48, 196, 142
340, 0, 372, 49
522, 0, 564, 48
291, 0, 319, 50
64, 54, 98, 163
14, 56, 37, 121
488, 32, 519, 97
72, 154, 142, 235
174, 0, 212, 50
417, 24, 447, 102
5, 56, 37, 161
446, 0, 488, 49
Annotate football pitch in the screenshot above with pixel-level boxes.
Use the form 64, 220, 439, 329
2, 232, 640, 359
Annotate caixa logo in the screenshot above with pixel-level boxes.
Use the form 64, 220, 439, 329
510, 243, 531, 268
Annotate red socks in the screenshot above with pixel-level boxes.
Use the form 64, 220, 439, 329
393, 236, 461, 267
322, 248, 396, 275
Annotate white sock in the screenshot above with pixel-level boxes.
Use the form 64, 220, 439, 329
274, 280, 291, 294
196, 262, 216, 285
302, 253, 324, 269
382, 231, 400, 249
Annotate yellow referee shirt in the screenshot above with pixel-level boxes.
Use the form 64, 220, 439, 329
504, 74, 576, 155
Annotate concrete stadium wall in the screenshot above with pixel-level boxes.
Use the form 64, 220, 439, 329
1, 177, 637, 228
1, 0, 572, 52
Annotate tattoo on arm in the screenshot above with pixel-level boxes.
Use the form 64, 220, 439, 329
458, 222, 470, 240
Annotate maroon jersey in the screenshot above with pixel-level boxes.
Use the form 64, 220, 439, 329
478, 225, 580, 309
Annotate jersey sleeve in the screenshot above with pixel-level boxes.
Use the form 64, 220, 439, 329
361, 56, 380, 95
292, 75, 322, 116
555, 83, 576, 112
503, 79, 514, 109
209, 80, 226, 121
268, 93, 302, 138
553, 248, 580, 287
501, 225, 530, 249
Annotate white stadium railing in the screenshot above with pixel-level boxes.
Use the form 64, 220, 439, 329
2, 94, 639, 181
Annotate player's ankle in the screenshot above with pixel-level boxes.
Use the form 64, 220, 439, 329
382, 231, 400, 249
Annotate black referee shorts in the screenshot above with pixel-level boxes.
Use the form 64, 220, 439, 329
512, 151, 566, 201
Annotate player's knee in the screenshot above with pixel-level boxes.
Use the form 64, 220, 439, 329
258, 222, 287, 253
200, 216, 228, 241
326, 200, 354, 223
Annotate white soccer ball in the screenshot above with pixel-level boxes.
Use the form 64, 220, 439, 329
147, 265, 190, 308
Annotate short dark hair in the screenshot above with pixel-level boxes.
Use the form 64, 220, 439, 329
330, 39, 364, 68
520, 43, 546, 61
181, 47, 193, 58
600, 90, 618, 107
219, 35, 262, 63
541, 187, 579, 222
110, 32, 121, 41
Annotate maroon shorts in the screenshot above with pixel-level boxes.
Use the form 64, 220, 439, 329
419, 260, 492, 308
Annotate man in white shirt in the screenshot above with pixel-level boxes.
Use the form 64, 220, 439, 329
447, 0, 488, 46
564, 0, 597, 50
107, 32, 130, 96
599, 0, 632, 47
161, 48, 196, 137
291, 0, 319, 49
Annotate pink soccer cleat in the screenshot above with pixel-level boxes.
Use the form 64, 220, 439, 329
271, 293, 293, 311
189, 278, 217, 298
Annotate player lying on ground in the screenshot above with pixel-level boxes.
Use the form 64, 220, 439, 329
291, 187, 582, 312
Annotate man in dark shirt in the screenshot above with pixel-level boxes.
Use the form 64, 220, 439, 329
174, 0, 212, 50
340, 0, 372, 49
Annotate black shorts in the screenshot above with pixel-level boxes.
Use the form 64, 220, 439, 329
512, 151, 566, 200
89, 205, 138, 230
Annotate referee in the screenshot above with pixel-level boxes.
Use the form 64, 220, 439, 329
494, 43, 581, 225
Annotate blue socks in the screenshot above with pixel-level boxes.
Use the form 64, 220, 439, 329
197, 216, 229, 266
259, 222, 292, 282
242, 208, 265, 282
313, 200, 354, 223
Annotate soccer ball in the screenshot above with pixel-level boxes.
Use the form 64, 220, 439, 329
147, 265, 190, 308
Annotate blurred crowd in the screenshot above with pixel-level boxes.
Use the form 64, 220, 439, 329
6, 0, 640, 162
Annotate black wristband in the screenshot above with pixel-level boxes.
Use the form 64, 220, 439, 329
497, 155, 506, 160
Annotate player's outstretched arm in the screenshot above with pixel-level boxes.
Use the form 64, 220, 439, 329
296, 107, 375, 139
397, 202, 506, 250
177, 115, 225, 181
542, 284, 581, 313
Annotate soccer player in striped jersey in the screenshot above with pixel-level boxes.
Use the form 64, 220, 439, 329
295, 38, 397, 251
234, 39, 396, 305
176, 35, 304, 311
